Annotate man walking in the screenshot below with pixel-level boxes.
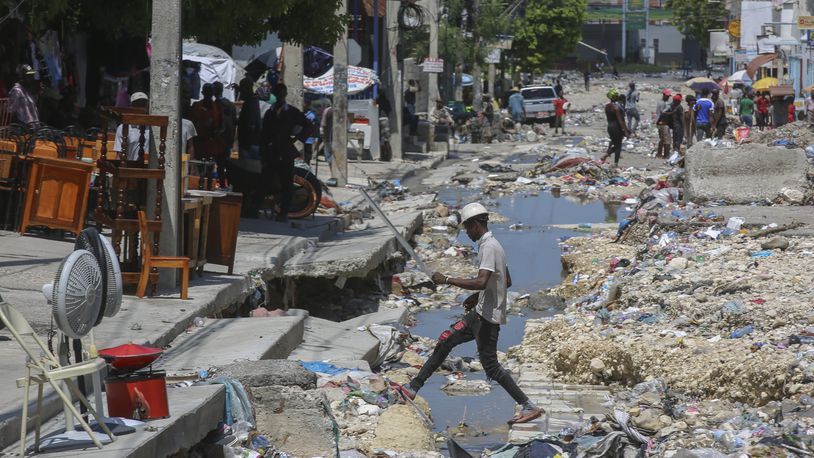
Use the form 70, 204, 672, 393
508, 87, 525, 125
740, 93, 755, 128
694, 89, 714, 140
625, 82, 640, 133
711, 90, 728, 139
553, 93, 568, 135
393, 203, 544, 425
655, 89, 672, 158
260, 83, 310, 222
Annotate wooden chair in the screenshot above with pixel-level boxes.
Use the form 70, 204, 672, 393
136, 210, 189, 299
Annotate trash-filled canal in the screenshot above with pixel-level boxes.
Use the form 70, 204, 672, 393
413, 187, 630, 455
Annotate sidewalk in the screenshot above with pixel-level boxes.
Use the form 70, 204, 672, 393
0, 153, 445, 453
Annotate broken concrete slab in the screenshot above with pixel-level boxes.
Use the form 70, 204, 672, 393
158, 315, 306, 374
340, 306, 408, 328
684, 143, 808, 204
217, 359, 317, 389
3, 385, 224, 458
252, 385, 336, 458
283, 211, 423, 279
288, 317, 381, 364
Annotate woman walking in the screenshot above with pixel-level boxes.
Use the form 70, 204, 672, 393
600, 89, 630, 167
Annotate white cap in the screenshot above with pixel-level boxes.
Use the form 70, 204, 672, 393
130, 92, 148, 103
460, 202, 488, 226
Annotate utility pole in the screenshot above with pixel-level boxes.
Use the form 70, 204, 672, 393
331, 0, 349, 185
621, 0, 627, 62
149, 0, 182, 288
427, 0, 440, 107
283, 44, 304, 109
386, 0, 403, 160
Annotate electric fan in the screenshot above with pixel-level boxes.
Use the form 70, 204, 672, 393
50, 250, 103, 339
74, 228, 123, 322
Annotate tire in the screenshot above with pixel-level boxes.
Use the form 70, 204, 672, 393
288, 166, 322, 219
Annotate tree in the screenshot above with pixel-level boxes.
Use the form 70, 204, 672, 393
2, 0, 348, 47
667, 0, 727, 48
511, 0, 586, 72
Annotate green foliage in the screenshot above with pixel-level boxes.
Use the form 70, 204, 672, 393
667, 0, 727, 47
511, 0, 587, 72
439, 0, 511, 66
2, 0, 348, 47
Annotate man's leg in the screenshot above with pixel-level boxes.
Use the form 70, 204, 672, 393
408, 312, 477, 392
474, 317, 528, 405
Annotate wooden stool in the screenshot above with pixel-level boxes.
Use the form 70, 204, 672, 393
136, 210, 190, 299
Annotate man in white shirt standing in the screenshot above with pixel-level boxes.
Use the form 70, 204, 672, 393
113, 92, 152, 162
392, 203, 544, 425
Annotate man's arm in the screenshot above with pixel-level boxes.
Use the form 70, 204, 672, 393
432, 269, 492, 290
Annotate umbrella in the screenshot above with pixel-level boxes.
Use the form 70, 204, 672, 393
804, 84, 814, 93
685, 77, 721, 92
728, 70, 751, 83
752, 77, 779, 91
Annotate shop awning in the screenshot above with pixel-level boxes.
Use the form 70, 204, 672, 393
746, 53, 777, 80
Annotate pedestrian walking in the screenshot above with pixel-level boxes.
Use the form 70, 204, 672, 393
392, 203, 544, 426
739, 93, 755, 128
583, 70, 590, 91
600, 89, 630, 166
553, 93, 568, 135
554, 79, 563, 98
711, 90, 728, 139
508, 87, 525, 124
756, 93, 769, 130
693, 89, 714, 140
260, 83, 311, 222
684, 95, 696, 148
655, 89, 672, 158
625, 82, 640, 134
663, 94, 684, 158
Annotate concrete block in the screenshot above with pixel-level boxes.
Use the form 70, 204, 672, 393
685, 143, 809, 204
158, 315, 306, 374
3, 385, 224, 457
217, 360, 317, 389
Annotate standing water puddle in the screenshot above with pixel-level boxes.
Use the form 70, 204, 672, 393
414, 188, 630, 455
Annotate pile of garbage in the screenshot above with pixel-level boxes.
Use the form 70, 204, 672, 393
749, 121, 814, 147
505, 157, 814, 454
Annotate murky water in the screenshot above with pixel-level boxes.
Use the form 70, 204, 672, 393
414, 187, 629, 455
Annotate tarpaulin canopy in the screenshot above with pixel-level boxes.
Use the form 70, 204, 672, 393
746, 53, 777, 80
304, 66, 379, 95
183, 42, 245, 101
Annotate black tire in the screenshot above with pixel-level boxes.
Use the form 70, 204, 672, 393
288, 166, 322, 219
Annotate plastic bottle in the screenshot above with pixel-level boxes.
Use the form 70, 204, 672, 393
789, 335, 814, 345
730, 325, 754, 339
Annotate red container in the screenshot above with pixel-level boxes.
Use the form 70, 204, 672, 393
105, 371, 170, 420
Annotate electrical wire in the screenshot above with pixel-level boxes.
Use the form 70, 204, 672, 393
0, 0, 28, 27
398, 0, 427, 30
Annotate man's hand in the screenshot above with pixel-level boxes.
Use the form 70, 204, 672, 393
431, 272, 447, 285
463, 293, 478, 311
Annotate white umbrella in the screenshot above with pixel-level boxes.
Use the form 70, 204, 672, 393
728, 70, 751, 83
182, 42, 245, 101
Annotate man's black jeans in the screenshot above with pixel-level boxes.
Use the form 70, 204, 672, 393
409, 310, 529, 405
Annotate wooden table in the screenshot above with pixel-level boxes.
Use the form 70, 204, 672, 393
181, 195, 212, 278
187, 190, 242, 274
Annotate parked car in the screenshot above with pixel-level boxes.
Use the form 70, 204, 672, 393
521, 86, 558, 126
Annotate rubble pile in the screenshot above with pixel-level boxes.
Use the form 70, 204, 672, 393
749, 121, 814, 146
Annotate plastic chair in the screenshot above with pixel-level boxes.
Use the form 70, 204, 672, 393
136, 210, 190, 299
0, 301, 115, 454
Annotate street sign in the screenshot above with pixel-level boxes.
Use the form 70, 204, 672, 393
421, 58, 444, 73
485, 49, 501, 64
799, 16, 814, 29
